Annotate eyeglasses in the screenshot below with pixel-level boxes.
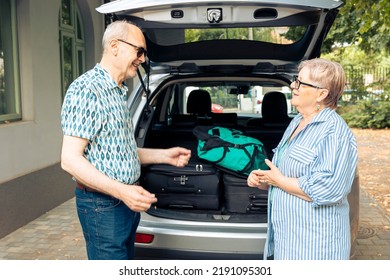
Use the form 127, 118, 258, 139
292, 75, 322, 90
117, 39, 148, 58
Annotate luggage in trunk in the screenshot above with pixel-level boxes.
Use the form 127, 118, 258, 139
223, 172, 268, 213
142, 163, 221, 210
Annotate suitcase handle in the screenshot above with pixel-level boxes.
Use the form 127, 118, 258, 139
247, 203, 267, 212
249, 194, 268, 202
247, 194, 268, 212
168, 203, 195, 209
162, 185, 199, 194
250, 202, 267, 207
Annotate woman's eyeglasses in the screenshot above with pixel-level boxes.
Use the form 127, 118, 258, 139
117, 39, 148, 58
292, 75, 322, 90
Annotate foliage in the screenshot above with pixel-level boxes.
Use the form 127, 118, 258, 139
326, 43, 390, 128
322, 44, 373, 66
185, 27, 275, 42
339, 98, 390, 129
324, 0, 390, 55
202, 86, 238, 108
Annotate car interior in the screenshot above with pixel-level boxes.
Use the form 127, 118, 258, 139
137, 76, 293, 156
135, 75, 293, 221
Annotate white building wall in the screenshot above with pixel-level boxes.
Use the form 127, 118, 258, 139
0, 0, 104, 184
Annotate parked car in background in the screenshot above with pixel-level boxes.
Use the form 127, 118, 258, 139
254, 99, 262, 114
96, 0, 359, 259
211, 103, 224, 113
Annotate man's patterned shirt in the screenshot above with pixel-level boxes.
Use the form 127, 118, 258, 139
61, 64, 141, 184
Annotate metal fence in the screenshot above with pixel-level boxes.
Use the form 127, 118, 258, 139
342, 66, 389, 102
344, 66, 389, 91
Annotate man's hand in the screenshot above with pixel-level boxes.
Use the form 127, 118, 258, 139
165, 147, 191, 167
118, 184, 158, 212
138, 147, 191, 167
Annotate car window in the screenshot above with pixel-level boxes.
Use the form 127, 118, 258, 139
185, 26, 307, 45
181, 85, 294, 116
146, 26, 307, 46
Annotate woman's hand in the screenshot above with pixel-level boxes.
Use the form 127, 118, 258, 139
247, 169, 269, 190
256, 159, 284, 187
255, 159, 312, 201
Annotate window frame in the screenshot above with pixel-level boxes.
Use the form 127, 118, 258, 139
0, 0, 21, 123
59, 0, 85, 99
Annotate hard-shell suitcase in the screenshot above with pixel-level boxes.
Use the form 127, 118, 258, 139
223, 172, 268, 213
142, 163, 220, 210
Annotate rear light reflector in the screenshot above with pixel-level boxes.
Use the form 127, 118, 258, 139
135, 233, 154, 244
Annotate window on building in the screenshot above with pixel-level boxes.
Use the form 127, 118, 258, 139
0, 0, 21, 123
59, 0, 85, 99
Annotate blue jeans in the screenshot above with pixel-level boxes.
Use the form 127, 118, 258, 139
75, 187, 140, 260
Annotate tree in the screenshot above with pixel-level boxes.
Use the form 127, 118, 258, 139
324, 0, 390, 54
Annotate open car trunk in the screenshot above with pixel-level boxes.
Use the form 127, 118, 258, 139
134, 73, 293, 223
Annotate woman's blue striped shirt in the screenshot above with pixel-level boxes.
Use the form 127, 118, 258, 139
264, 108, 358, 260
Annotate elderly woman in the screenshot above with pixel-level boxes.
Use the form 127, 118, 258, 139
247, 58, 358, 260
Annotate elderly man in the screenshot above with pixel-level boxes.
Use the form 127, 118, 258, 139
60, 20, 191, 260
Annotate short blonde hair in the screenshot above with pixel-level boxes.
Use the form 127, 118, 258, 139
298, 58, 346, 109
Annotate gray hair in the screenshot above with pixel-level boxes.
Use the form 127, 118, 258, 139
102, 20, 133, 52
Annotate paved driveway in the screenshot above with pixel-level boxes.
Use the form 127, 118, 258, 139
0, 188, 389, 260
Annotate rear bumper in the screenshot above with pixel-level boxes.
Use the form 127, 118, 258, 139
135, 247, 263, 260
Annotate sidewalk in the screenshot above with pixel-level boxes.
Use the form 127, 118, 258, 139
354, 188, 390, 259
0, 188, 389, 260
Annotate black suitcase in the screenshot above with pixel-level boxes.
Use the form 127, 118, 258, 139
223, 172, 268, 213
142, 163, 220, 210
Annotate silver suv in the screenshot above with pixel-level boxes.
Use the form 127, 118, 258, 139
96, 0, 359, 259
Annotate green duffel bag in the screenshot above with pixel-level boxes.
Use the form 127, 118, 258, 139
193, 126, 269, 177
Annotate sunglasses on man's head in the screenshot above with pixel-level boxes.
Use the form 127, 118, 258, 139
117, 39, 148, 58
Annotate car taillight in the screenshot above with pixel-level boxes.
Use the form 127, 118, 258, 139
257, 100, 262, 104
135, 233, 154, 244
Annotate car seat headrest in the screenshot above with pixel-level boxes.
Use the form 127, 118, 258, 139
187, 89, 212, 116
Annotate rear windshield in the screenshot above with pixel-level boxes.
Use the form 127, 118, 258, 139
185, 26, 307, 45
192, 85, 294, 116
165, 83, 296, 117
146, 26, 308, 46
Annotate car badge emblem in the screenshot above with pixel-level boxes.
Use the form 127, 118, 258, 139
207, 8, 223, 23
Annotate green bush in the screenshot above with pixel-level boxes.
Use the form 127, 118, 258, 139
339, 98, 390, 129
